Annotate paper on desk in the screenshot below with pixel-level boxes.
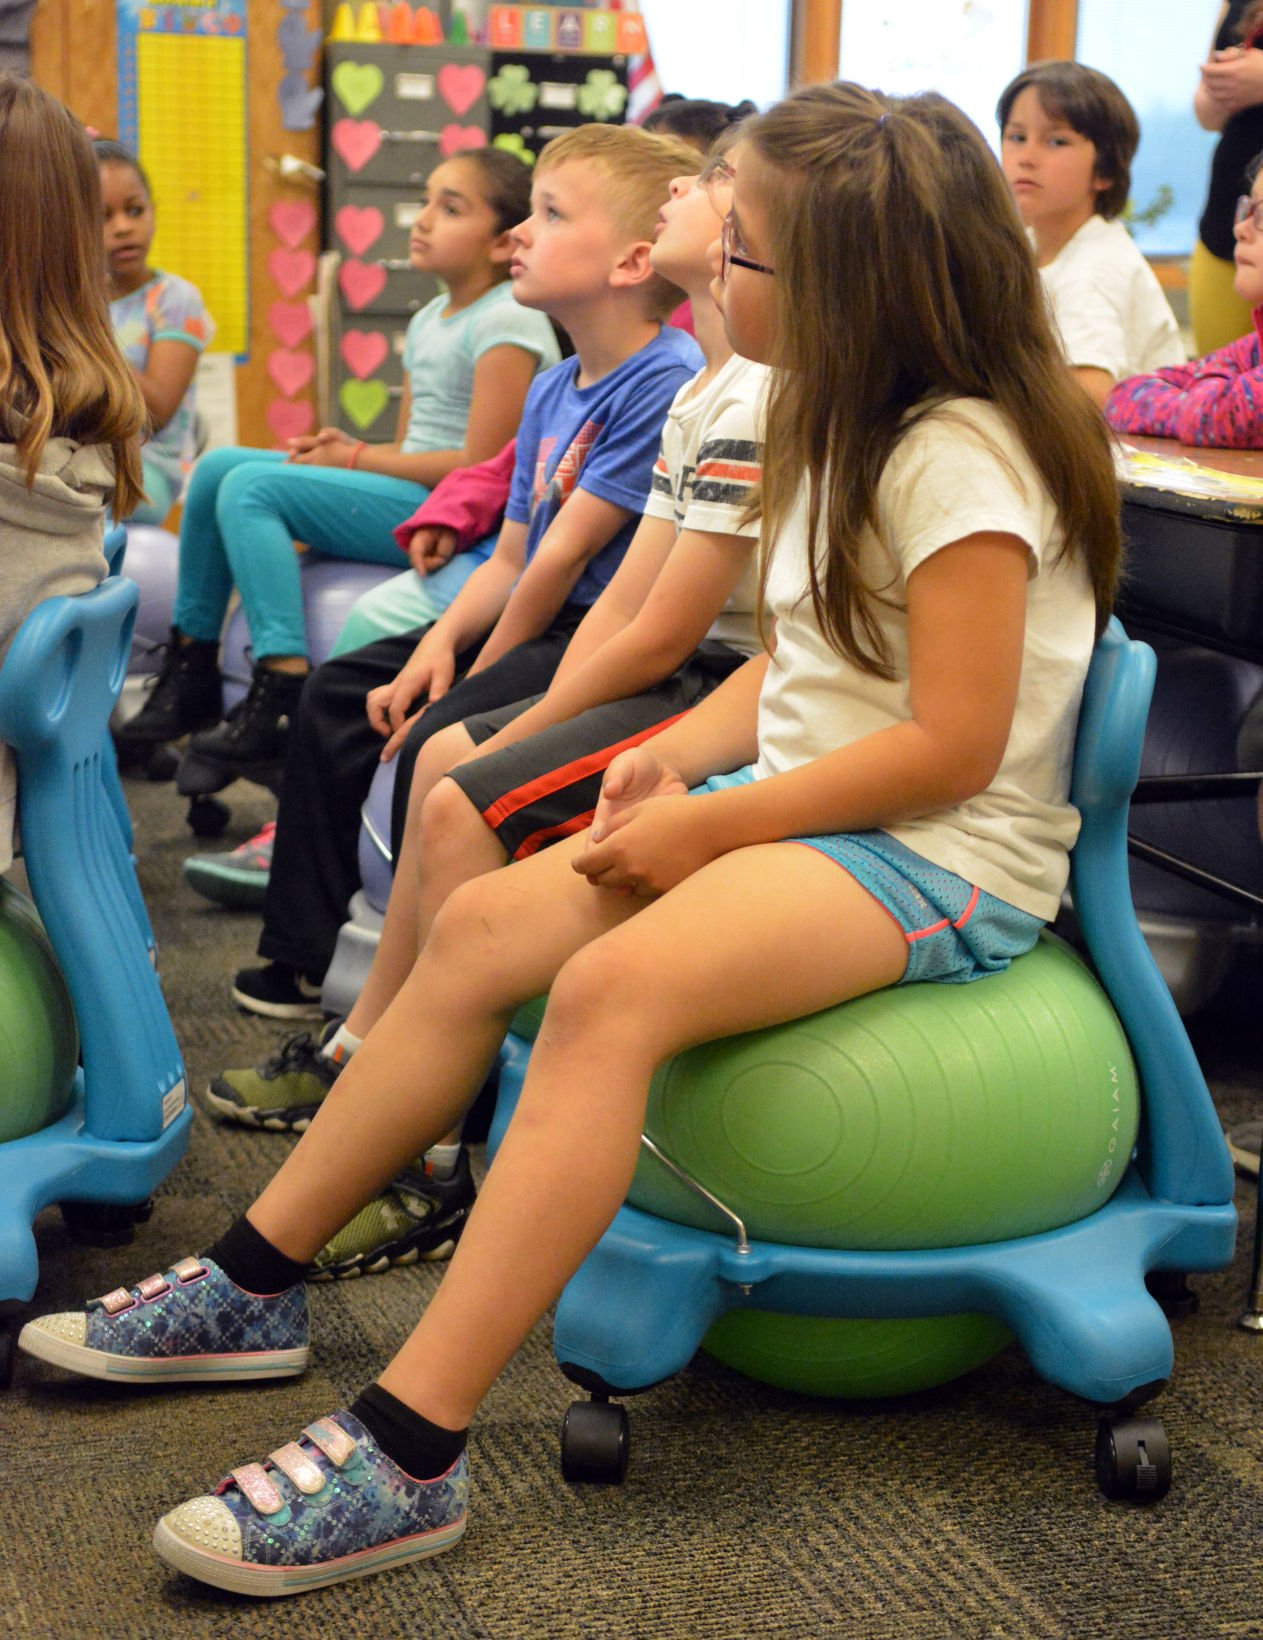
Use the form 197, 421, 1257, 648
1115, 442, 1263, 501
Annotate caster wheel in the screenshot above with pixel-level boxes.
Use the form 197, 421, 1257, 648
144, 743, 179, 782
187, 795, 230, 837
0, 1319, 18, 1390
1095, 1415, 1171, 1503
1146, 1270, 1199, 1320
59, 1198, 154, 1248
560, 1399, 630, 1484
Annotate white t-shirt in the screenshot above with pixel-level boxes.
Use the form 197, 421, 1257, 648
1039, 215, 1184, 383
642, 353, 767, 657
754, 398, 1097, 921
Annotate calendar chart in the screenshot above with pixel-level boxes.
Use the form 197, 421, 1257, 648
117, 3, 249, 356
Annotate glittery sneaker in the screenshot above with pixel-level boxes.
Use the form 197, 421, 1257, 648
309, 1151, 475, 1281
205, 1023, 346, 1132
17, 1255, 309, 1384
183, 818, 275, 908
152, 1410, 468, 1597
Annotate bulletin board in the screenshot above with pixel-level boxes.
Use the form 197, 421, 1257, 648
116, 2, 250, 356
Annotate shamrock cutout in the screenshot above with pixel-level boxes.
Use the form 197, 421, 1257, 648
488, 63, 538, 117
492, 133, 535, 167
576, 70, 628, 122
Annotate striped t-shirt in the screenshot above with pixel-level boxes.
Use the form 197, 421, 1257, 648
643, 351, 767, 656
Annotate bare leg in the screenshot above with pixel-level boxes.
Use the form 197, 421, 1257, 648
345, 721, 479, 1038
375, 843, 908, 1428
247, 833, 642, 1261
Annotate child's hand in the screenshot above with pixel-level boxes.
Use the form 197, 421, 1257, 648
573, 793, 714, 899
408, 527, 458, 576
364, 634, 457, 759
590, 747, 688, 842
289, 427, 357, 466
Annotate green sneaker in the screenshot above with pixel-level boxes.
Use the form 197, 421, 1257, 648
205, 1025, 345, 1132
310, 1152, 476, 1281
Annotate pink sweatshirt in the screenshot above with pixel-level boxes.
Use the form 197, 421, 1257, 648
390, 439, 516, 555
1104, 309, 1263, 449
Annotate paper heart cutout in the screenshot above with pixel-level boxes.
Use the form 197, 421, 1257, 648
338, 257, 388, 310
334, 204, 385, 257
268, 199, 317, 248
331, 118, 382, 172
267, 246, 316, 297
332, 60, 385, 117
268, 300, 313, 348
266, 347, 316, 398
340, 377, 390, 431
266, 398, 315, 444
340, 329, 389, 380
438, 62, 485, 117
439, 124, 488, 158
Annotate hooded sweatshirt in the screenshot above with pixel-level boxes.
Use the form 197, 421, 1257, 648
0, 433, 113, 870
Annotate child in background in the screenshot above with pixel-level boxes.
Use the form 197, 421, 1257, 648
0, 78, 146, 871
118, 148, 558, 781
21, 83, 1122, 1598
1106, 152, 1263, 446
95, 139, 213, 526
997, 61, 1184, 407
222, 123, 702, 1020
207, 149, 766, 1282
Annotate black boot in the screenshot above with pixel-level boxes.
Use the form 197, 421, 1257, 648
117, 628, 222, 747
182, 662, 307, 778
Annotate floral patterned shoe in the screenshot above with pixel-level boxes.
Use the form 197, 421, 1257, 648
152, 1411, 468, 1597
17, 1256, 308, 1384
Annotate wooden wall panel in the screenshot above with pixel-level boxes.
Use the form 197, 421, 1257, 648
29, 1, 321, 451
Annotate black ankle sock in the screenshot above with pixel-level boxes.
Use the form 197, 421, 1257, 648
206, 1214, 308, 1295
349, 1382, 467, 1480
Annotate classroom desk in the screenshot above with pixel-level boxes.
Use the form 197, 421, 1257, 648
1115, 436, 1263, 1330
1116, 434, 1263, 665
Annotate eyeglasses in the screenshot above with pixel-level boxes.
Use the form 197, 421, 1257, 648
1235, 194, 1263, 232
720, 211, 775, 280
698, 153, 735, 189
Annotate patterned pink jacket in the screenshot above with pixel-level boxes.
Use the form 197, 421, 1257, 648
1104, 309, 1263, 449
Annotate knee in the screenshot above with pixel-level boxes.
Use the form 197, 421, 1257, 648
545, 938, 648, 1047
417, 772, 483, 855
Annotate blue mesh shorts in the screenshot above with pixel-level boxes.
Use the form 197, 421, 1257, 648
699, 767, 1044, 985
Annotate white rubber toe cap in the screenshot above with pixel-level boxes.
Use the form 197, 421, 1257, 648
160, 1495, 243, 1560
22, 1312, 86, 1347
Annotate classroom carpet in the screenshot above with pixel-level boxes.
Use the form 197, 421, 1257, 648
5, 778, 1263, 1640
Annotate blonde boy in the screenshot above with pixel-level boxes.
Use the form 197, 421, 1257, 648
230, 124, 704, 1019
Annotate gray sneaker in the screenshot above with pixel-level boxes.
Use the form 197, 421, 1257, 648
1227, 1120, 1261, 1179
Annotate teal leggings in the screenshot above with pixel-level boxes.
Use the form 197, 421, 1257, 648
172, 446, 429, 659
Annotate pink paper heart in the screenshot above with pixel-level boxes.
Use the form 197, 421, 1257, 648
340, 328, 389, 380
338, 257, 388, 310
437, 62, 485, 117
267, 247, 316, 297
331, 118, 382, 172
334, 203, 385, 257
266, 398, 314, 445
268, 198, 317, 248
439, 124, 488, 158
268, 300, 313, 349
266, 347, 316, 398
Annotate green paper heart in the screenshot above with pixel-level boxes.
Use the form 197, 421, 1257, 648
332, 61, 384, 117
340, 377, 389, 430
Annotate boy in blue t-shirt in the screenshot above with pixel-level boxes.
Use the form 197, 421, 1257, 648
231, 124, 704, 1018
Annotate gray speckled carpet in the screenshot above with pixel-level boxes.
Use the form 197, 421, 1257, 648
5, 778, 1262, 1640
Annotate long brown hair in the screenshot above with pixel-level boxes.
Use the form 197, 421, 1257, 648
0, 74, 145, 514
745, 83, 1121, 675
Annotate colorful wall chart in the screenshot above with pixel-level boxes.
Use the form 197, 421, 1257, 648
117, 2, 250, 356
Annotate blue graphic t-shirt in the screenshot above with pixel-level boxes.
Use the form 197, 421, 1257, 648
109, 270, 214, 497
505, 324, 702, 607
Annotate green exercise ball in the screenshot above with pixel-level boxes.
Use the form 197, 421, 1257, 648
0, 878, 78, 1144
626, 933, 1139, 1398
